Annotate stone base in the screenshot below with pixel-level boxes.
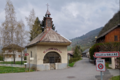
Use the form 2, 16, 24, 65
56, 63, 67, 69
27, 63, 67, 71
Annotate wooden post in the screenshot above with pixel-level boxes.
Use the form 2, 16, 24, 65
29, 56, 30, 71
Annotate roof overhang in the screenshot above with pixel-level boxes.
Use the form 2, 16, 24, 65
97, 24, 120, 40
26, 41, 71, 48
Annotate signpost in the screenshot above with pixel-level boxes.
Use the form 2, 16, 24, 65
96, 59, 105, 80
96, 59, 105, 71
25, 53, 29, 56
94, 51, 120, 80
24, 53, 29, 71
94, 51, 120, 58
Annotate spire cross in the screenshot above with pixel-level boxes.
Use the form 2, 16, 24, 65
46, 3, 49, 10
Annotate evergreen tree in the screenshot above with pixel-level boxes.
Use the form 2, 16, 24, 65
30, 17, 42, 41
73, 46, 81, 58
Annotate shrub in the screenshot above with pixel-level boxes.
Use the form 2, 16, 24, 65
0, 55, 3, 61
89, 42, 120, 60
69, 57, 81, 63
24, 56, 27, 60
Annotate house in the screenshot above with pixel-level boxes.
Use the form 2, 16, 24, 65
82, 48, 89, 58
96, 24, 120, 43
26, 9, 71, 71
95, 10, 120, 69
96, 24, 120, 69
2, 44, 24, 61
67, 51, 74, 60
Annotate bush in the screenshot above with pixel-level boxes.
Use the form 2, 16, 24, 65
89, 42, 120, 60
0, 55, 3, 61
24, 56, 27, 60
69, 57, 81, 63
89, 43, 102, 60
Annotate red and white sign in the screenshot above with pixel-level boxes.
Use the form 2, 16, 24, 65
96, 59, 105, 71
94, 51, 120, 58
25, 53, 29, 56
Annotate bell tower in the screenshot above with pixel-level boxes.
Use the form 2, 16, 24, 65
45, 4, 52, 30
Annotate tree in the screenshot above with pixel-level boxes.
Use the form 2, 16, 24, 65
73, 46, 81, 58
2, 0, 16, 46
15, 20, 28, 64
30, 17, 42, 41
1, 0, 28, 64
25, 9, 36, 31
1, 0, 17, 64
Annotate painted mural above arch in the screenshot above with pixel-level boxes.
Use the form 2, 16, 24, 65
43, 48, 62, 53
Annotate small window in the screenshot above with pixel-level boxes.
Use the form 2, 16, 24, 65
114, 35, 118, 41
31, 51, 32, 57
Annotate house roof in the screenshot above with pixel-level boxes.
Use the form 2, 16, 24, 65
97, 24, 120, 39
97, 11, 120, 39
2, 44, 24, 50
82, 48, 89, 53
26, 28, 71, 47
67, 51, 73, 55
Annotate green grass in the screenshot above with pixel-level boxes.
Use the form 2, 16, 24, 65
68, 58, 82, 67
110, 76, 120, 80
68, 62, 75, 67
105, 63, 112, 69
0, 66, 34, 73
0, 61, 26, 65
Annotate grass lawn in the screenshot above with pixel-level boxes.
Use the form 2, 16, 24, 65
110, 76, 120, 80
68, 62, 75, 67
68, 58, 82, 67
0, 66, 34, 73
0, 61, 26, 65
105, 63, 112, 69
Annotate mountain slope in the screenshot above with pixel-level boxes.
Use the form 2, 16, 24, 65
69, 27, 103, 50
98, 11, 119, 37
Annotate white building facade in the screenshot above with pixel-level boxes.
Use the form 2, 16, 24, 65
3, 50, 24, 61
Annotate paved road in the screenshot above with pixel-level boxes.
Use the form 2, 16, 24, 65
0, 58, 119, 80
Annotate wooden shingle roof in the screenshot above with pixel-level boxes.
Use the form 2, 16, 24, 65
97, 24, 120, 39
98, 11, 120, 39
26, 29, 71, 47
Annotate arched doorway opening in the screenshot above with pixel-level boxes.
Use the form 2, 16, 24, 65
43, 52, 61, 69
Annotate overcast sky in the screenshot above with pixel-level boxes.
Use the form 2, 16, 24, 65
0, 0, 119, 39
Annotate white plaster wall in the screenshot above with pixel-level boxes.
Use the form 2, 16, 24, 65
4, 50, 24, 61
109, 57, 116, 69
86, 52, 90, 58
37, 45, 68, 65
27, 46, 37, 65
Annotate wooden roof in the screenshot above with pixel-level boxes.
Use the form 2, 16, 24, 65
97, 24, 120, 39
98, 11, 120, 39
2, 44, 24, 50
26, 28, 71, 47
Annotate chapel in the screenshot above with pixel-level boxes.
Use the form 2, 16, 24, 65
26, 8, 71, 70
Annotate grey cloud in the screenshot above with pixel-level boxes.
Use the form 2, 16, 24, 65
0, 0, 119, 39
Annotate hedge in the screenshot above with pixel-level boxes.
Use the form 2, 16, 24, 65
89, 42, 120, 60
0, 55, 3, 61
69, 57, 81, 63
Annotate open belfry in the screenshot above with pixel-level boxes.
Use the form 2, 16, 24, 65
26, 6, 71, 70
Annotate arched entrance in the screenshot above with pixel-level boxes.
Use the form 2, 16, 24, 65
43, 52, 61, 69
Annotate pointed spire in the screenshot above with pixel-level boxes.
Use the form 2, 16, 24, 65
46, 3, 51, 15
